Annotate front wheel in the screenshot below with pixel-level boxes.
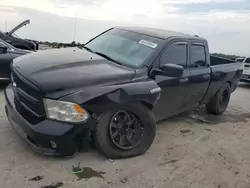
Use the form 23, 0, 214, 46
94, 103, 156, 159
206, 83, 231, 115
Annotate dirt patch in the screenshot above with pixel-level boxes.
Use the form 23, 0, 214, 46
72, 167, 105, 180
28, 176, 44, 181
41, 182, 63, 188
186, 107, 250, 125
180, 129, 191, 134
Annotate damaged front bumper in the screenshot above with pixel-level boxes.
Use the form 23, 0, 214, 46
4, 84, 97, 156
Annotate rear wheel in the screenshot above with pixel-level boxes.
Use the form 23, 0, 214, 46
206, 83, 231, 115
94, 103, 156, 159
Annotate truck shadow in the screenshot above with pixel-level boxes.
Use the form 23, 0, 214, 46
238, 82, 250, 89
0, 83, 8, 90
158, 106, 250, 126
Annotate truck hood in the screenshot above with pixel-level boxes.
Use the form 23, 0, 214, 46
6, 19, 30, 35
12, 48, 135, 93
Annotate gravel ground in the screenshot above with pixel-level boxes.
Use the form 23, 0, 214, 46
1, 83, 250, 188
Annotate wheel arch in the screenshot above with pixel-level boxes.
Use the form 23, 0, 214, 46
60, 81, 160, 118
226, 81, 232, 87
83, 92, 157, 118
140, 100, 154, 110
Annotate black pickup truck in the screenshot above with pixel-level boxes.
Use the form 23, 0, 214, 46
4, 27, 243, 159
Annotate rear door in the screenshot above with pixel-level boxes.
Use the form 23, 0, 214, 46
185, 41, 211, 107
153, 40, 190, 120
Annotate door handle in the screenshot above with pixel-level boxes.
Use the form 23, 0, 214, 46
180, 77, 189, 83
202, 74, 210, 79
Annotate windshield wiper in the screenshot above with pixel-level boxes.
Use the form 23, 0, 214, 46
94, 51, 123, 66
82, 46, 93, 52
82, 48, 124, 66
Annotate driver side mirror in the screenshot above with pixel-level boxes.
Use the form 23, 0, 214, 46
160, 63, 184, 77
0, 44, 8, 54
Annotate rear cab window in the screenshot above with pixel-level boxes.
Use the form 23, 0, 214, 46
190, 43, 207, 68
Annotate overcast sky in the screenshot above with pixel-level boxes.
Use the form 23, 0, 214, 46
0, 0, 249, 56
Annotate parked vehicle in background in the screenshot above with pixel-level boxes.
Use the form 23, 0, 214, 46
0, 39, 30, 82
0, 20, 38, 51
236, 57, 250, 82
5, 27, 243, 159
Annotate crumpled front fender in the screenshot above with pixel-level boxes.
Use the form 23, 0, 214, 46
59, 80, 161, 117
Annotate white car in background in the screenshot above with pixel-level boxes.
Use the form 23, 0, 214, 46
237, 57, 250, 82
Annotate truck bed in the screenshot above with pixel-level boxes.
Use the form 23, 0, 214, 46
210, 55, 236, 66
202, 56, 243, 104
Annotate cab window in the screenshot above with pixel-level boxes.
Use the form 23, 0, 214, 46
190, 44, 207, 68
160, 42, 187, 68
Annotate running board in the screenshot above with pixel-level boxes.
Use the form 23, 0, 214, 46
0, 78, 10, 81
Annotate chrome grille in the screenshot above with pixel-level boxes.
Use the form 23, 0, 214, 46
12, 70, 45, 124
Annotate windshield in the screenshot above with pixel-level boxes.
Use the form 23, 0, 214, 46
0, 39, 14, 49
85, 28, 164, 68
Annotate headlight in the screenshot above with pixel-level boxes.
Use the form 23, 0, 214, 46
43, 99, 89, 123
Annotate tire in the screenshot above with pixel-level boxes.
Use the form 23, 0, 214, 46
94, 102, 156, 159
206, 83, 231, 115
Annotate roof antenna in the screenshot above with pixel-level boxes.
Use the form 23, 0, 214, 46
5, 20, 7, 32
73, 11, 77, 42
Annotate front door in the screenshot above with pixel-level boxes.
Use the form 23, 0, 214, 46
153, 40, 190, 121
